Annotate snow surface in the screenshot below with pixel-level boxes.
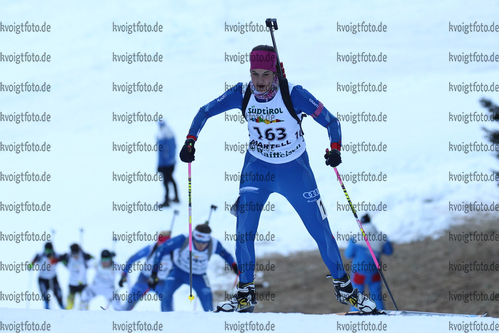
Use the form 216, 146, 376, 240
1, 0, 499, 330
0, 308, 494, 333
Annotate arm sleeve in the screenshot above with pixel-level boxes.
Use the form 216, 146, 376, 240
290, 85, 342, 150
122, 246, 150, 276
31, 254, 40, 264
83, 252, 94, 261
152, 235, 186, 273
214, 241, 236, 266
58, 253, 68, 266
186, 83, 245, 141
382, 240, 393, 256
344, 239, 356, 259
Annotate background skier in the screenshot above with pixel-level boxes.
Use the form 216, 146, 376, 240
80, 250, 121, 310
118, 231, 173, 310
28, 242, 64, 309
345, 214, 393, 311
157, 119, 179, 207
58, 243, 94, 310
148, 223, 238, 312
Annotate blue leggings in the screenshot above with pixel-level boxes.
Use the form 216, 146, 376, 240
159, 267, 212, 312
235, 151, 346, 283
122, 273, 165, 311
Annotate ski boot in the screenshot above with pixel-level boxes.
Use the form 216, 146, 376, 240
328, 275, 379, 314
159, 200, 170, 208
216, 282, 257, 313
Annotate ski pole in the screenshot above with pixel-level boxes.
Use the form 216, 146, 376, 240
79, 228, 84, 247
229, 273, 239, 296
26, 267, 33, 309
333, 164, 399, 310
112, 234, 117, 255
265, 18, 283, 77
170, 210, 179, 231
188, 162, 195, 302
205, 205, 217, 225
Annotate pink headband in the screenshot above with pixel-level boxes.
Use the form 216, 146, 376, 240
250, 50, 277, 72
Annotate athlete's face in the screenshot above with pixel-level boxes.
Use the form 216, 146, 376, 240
194, 240, 209, 251
250, 69, 275, 93
101, 259, 112, 267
